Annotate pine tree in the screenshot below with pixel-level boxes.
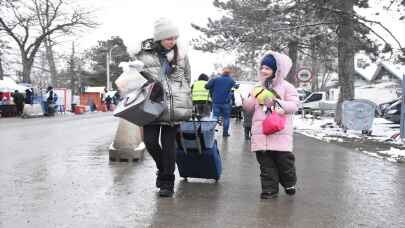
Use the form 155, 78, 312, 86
84, 36, 131, 88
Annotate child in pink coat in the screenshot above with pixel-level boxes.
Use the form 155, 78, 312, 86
243, 51, 300, 199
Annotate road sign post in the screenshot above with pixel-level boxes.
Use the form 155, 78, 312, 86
295, 68, 313, 84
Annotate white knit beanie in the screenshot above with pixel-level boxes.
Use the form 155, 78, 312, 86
153, 18, 180, 41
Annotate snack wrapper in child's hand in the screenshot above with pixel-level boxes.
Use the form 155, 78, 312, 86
253, 86, 274, 105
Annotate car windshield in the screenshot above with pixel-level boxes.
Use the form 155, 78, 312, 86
304, 93, 322, 103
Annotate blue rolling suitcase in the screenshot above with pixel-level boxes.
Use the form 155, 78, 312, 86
176, 120, 222, 181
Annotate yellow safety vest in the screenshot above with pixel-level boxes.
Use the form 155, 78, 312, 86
253, 86, 274, 104
192, 80, 210, 102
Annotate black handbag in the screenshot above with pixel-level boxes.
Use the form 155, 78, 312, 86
113, 83, 166, 126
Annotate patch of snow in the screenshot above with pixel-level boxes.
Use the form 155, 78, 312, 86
294, 115, 404, 163
363, 151, 384, 159
377, 147, 405, 160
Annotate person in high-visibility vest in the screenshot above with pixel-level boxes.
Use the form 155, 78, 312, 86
191, 73, 211, 117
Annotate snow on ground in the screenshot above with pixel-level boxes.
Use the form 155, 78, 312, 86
294, 115, 405, 163
363, 148, 405, 163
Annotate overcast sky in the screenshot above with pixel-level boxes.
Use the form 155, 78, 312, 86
3, 0, 405, 81
74, 0, 233, 80
72, 0, 404, 80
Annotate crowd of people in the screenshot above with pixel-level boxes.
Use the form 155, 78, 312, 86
0, 88, 35, 117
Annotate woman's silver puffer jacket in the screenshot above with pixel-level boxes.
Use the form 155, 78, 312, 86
135, 41, 192, 125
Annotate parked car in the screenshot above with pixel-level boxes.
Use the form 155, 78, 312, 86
297, 88, 311, 101
378, 98, 399, 117
298, 91, 337, 114
383, 100, 401, 124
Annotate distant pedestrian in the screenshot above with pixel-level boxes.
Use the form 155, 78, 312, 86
242, 94, 253, 140
12, 90, 25, 116
25, 88, 33, 105
243, 51, 299, 199
113, 92, 121, 105
105, 95, 112, 111
191, 73, 211, 117
45, 86, 56, 116
231, 84, 243, 120
205, 67, 235, 137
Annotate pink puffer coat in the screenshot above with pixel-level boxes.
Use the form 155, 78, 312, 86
243, 51, 300, 152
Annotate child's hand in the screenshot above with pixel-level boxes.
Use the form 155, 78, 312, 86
264, 97, 274, 107
271, 105, 286, 115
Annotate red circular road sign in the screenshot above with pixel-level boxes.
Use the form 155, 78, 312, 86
295, 68, 313, 83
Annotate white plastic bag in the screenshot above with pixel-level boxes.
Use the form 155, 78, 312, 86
234, 92, 243, 107
115, 61, 148, 95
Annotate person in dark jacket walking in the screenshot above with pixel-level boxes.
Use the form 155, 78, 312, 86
205, 67, 235, 137
45, 86, 56, 116
25, 89, 33, 105
105, 95, 112, 111
12, 90, 25, 116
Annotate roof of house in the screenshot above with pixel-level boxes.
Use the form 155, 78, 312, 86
354, 61, 405, 82
375, 62, 405, 81
354, 63, 378, 82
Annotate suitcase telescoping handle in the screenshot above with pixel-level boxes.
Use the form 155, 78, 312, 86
179, 114, 203, 155
191, 105, 203, 155
191, 114, 203, 155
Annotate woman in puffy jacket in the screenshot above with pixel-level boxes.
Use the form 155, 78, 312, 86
134, 18, 192, 197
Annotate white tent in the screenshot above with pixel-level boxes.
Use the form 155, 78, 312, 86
0, 77, 29, 92
84, 86, 105, 94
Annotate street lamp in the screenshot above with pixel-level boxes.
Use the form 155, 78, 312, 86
106, 44, 119, 91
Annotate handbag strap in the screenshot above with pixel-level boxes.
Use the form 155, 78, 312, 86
268, 88, 281, 99
254, 87, 281, 100
254, 88, 265, 98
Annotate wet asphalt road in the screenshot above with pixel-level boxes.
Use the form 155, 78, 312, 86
0, 113, 405, 228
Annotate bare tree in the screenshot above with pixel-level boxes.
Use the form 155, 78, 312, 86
68, 41, 77, 95
0, 54, 3, 80
0, 0, 97, 83
0, 39, 12, 80
34, 0, 85, 86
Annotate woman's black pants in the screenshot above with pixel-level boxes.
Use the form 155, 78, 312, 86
143, 124, 178, 190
